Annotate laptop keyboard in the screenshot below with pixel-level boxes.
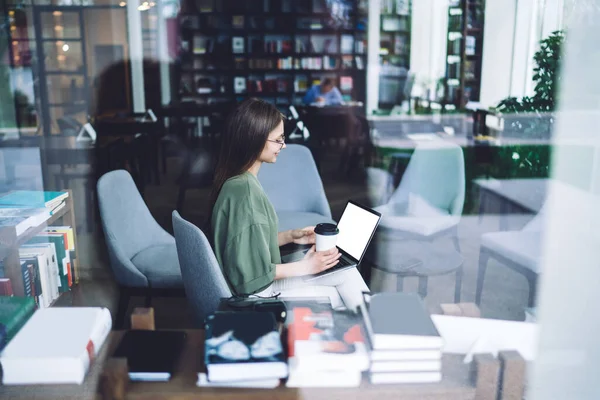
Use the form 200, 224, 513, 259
338, 257, 352, 267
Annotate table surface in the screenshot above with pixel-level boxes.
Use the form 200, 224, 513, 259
473, 178, 548, 214
0, 330, 480, 400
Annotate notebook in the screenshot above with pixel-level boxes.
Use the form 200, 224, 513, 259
361, 292, 442, 350
113, 330, 187, 381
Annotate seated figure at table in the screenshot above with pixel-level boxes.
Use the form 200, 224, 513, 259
209, 98, 368, 309
302, 78, 344, 106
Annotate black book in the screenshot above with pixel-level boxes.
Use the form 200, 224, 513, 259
204, 311, 287, 382
113, 330, 187, 381
361, 293, 442, 350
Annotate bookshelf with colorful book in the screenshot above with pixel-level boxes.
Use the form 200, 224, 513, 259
177, 0, 368, 111
0, 190, 79, 305
378, 0, 412, 109
443, 0, 486, 108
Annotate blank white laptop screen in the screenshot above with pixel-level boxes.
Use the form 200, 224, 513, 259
336, 203, 380, 261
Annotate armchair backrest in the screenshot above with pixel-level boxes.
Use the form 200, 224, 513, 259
97, 170, 174, 260
172, 211, 231, 323
258, 144, 331, 218
390, 142, 465, 215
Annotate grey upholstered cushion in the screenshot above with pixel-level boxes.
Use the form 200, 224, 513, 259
172, 211, 232, 323
130, 243, 183, 288
97, 170, 182, 288
276, 211, 336, 232
258, 144, 332, 219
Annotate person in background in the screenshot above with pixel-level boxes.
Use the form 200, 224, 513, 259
303, 78, 344, 105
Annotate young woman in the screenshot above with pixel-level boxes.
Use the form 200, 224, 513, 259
209, 98, 368, 309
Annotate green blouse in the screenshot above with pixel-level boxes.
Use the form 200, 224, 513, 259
211, 171, 281, 295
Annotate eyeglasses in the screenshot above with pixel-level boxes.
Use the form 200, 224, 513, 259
267, 138, 285, 149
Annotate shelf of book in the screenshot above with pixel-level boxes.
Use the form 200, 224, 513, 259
0, 190, 79, 299
443, 0, 486, 108
177, 0, 368, 110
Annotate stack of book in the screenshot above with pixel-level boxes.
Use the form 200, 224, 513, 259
361, 293, 443, 384
0, 190, 68, 218
202, 311, 287, 388
286, 305, 369, 387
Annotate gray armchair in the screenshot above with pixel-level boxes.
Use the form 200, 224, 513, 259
172, 211, 231, 324
97, 170, 183, 328
258, 144, 334, 231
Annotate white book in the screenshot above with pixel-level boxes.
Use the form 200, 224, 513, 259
370, 359, 442, 373
370, 371, 442, 384
291, 341, 369, 372
0, 307, 112, 385
371, 349, 442, 362
197, 373, 280, 388
20, 244, 60, 302
286, 368, 362, 388
18, 250, 51, 308
0, 207, 50, 236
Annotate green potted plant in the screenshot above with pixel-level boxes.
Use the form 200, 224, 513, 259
491, 30, 565, 139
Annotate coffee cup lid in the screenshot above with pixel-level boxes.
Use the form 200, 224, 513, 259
315, 223, 339, 236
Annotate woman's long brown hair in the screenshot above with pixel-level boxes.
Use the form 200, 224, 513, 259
207, 98, 284, 228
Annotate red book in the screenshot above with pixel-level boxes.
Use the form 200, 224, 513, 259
0, 278, 14, 296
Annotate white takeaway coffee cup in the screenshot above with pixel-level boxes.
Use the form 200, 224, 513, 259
314, 223, 339, 252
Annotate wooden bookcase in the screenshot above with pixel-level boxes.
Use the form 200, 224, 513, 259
0, 190, 79, 301
176, 0, 369, 111
443, 0, 486, 108
378, 0, 412, 109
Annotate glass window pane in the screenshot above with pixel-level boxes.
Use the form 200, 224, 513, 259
43, 41, 83, 72
46, 74, 86, 105
48, 105, 87, 134
7, 8, 36, 40
40, 11, 81, 39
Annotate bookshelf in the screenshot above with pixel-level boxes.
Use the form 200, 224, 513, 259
378, 0, 411, 109
0, 190, 79, 301
177, 0, 369, 111
443, 0, 486, 108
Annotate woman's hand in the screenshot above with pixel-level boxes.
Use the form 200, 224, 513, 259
299, 246, 341, 275
291, 226, 316, 245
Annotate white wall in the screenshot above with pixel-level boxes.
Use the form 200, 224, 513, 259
480, 0, 565, 108
529, 2, 600, 398
409, 0, 448, 99
479, 0, 517, 107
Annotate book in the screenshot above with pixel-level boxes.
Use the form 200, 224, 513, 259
113, 330, 186, 381
287, 307, 369, 373
28, 235, 69, 292
0, 307, 112, 385
361, 293, 442, 350
204, 311, 287, 382
370, 359, 442, 373
0, 191, 68, 210
197, 373, 280, 388
44, 226, 76, 283
21, 243, 60, 299
371, 349, 442, 362
19, 248, 56, 308
370, 371, 442, 384
286, 369, 362, 388
0, 207, 50, 236
0, 278, 13, 296
20, 257, 43, 308
0, 296, 35, 350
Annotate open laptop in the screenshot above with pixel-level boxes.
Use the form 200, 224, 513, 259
282, 201, 381, 280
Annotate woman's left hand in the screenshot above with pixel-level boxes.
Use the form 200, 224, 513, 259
291, 226, 316, 245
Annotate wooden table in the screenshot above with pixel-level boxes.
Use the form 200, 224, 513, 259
0, 328, 507, 400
